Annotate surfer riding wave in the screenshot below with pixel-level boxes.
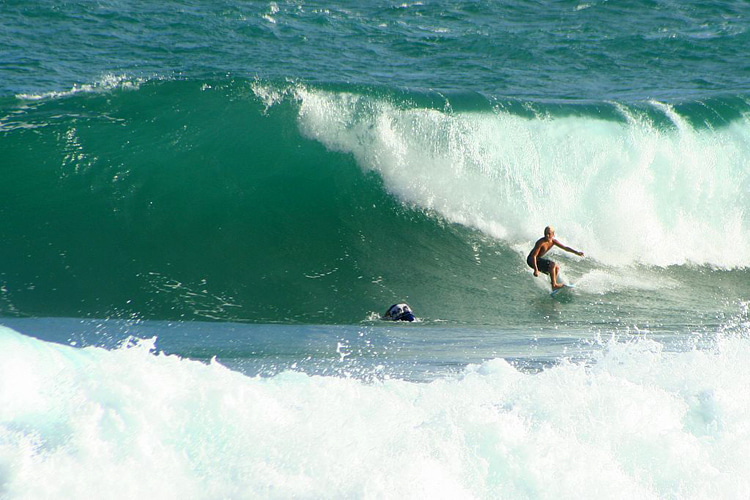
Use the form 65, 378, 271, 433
527, 226, 584, 290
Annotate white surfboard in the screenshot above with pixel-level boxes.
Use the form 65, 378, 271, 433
550, 283, 575, 297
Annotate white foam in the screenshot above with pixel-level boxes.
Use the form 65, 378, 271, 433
15, 74, 145, 101
2, 323, 750, 499
573, 268, 679, 294
260, 85, 750, 269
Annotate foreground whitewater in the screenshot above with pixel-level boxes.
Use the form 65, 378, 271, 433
2, 309, 750, 499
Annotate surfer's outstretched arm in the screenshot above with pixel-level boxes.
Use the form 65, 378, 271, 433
553, 239, 584, 257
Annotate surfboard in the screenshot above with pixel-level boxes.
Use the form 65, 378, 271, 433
550, 283, 575, 297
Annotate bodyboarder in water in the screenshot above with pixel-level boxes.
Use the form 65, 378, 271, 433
527, 226, 584, 290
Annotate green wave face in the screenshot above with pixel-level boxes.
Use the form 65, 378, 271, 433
1, 79, 749, 324
0, 80, 512, 323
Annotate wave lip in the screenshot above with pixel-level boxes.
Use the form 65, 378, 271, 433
255, 82, 750, 268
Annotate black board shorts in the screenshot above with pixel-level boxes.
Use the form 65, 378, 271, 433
527, 256, 554, 275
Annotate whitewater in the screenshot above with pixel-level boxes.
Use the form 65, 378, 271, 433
258, 81, 750, 267
2, 314, 750, 499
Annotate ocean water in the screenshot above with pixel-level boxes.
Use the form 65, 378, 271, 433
2, 1, 750, 498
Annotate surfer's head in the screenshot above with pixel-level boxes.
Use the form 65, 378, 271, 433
386, 303, 415, 322
544, 226, 555, 238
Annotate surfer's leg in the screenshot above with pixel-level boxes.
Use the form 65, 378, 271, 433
550, 264, 563, 289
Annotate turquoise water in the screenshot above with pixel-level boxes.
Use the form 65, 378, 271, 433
2, 1, 750, 498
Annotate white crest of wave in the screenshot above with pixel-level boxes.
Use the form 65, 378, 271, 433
2, 324, 750, 499
15, 74, 144, 101
273, 85, 750, 268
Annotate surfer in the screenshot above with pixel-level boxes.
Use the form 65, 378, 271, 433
527, 226, 584, 290
385, 303, 415, 322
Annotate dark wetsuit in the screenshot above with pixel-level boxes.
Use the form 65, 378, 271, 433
527, 254, 554, 275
